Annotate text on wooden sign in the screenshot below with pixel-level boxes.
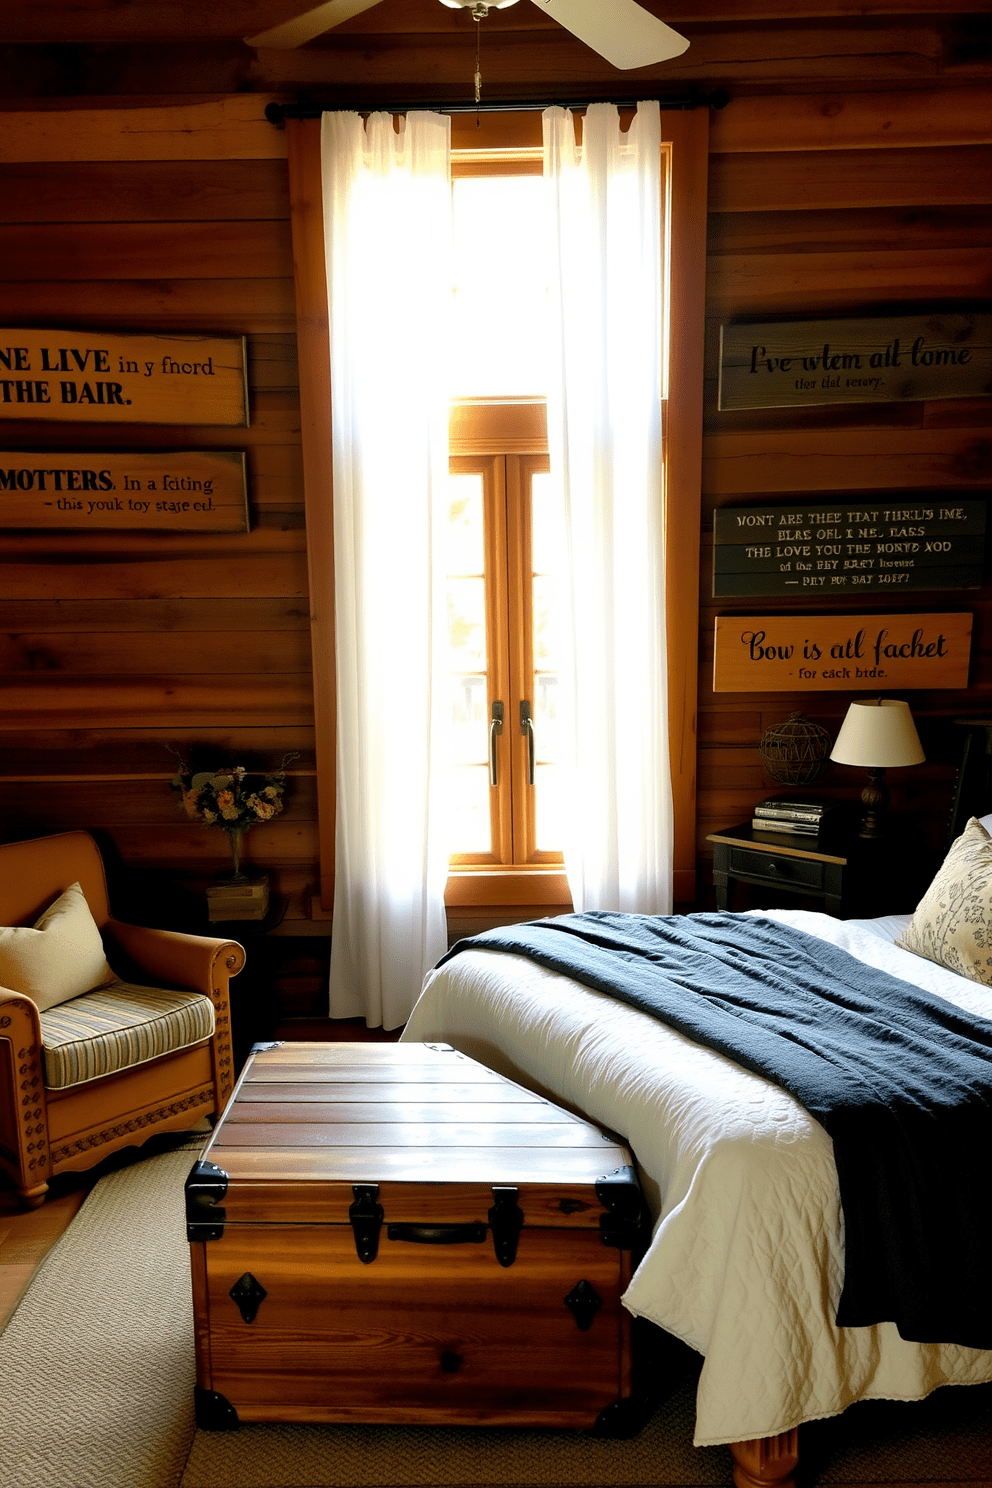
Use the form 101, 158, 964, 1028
713, 498, 986, 597
0, 329, 248, 426
719, 313, 992, 411
0, 451, 248, 531
713, 613, 972, 692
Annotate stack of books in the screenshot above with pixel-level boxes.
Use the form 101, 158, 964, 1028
752, 798, 832, 837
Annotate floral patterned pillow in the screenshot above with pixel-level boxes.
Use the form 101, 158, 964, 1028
895, 817, 992, 986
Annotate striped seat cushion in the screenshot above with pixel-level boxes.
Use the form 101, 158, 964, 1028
38, 981, 215, 1091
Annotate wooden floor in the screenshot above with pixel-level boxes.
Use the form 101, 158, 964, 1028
0, 1019, 403, 1328
0, 1177, 90, 1330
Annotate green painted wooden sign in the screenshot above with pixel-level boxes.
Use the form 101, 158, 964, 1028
719, 313, 992, 411
713, 497, 987, 598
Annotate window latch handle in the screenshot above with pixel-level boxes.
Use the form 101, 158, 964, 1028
520, 701, 535, 787
489, 701, 504, 787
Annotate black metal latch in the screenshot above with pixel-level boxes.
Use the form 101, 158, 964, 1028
595, 1165, 646, 1251
185, 1160, 229, 1242
349, 1183, 384, 1263
488, 1185, 524, 1267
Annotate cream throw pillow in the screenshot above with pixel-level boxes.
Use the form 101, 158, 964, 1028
0, 882, 116, 1012
895, 817, 992, 986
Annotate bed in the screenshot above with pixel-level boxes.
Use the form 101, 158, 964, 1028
400, 834, 992, 1486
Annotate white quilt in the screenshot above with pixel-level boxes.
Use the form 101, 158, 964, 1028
401, 909, 992, 1446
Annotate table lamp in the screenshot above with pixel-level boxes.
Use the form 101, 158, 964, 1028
829, 698, 925, 838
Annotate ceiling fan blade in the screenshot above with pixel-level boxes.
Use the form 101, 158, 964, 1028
246, 0, 385, 49
529, 0, 689, 69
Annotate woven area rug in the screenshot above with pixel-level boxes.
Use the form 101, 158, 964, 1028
3, 1143, 992, 1488
0, 1141, 202, 1488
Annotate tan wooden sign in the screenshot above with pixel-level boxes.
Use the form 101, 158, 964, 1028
0, 329, 248, 425
713, 612, 972, 692
719, 313, 992, 411
0, 451, 248, 532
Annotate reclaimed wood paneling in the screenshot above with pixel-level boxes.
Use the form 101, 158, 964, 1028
0, 220, 293, 280
709, 206, 992, 255
696, 73, 992, 899
0, 554, 308, 601
707, 247, 992, 315
0, 597, 309, 631
1, 0, 990, 46
0, 98, 286, 163
0, 95, 314, 937
709, 87, 992, 154
703, 427, 992, 496
708, 147, 992, 215
0, 280, 297, 333
0, 675, 315, 725
1, 16, 990, 939
0, 630, 311, 674
0, 159, 291, 224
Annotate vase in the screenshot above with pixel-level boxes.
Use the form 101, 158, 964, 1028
226, 827, 247, 882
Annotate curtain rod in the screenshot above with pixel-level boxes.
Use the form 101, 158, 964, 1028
264, 88, 728, 125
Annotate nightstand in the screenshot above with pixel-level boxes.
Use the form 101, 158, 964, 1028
706, 819, 934, 919
706, 822, 852, 916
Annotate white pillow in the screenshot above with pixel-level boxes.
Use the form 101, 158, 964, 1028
0, 882, 116, 1012
895, 818, 992, 987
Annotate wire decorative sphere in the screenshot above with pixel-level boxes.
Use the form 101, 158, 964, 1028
759, 712, 832, 785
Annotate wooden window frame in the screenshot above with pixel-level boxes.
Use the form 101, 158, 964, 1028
447, 439, 559, 880
286, 107, 707, 916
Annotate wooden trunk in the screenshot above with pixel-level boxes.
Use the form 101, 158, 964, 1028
186, 1041, 645, 1433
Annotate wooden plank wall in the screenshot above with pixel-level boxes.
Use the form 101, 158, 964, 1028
698, 86, 992, 886
0, 99, 323, 941
0, 4, 990, 969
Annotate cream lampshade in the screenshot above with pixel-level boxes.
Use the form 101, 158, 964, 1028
829, 698, 925, 838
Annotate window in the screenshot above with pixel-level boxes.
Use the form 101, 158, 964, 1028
445, 444, 562, 868
289, 109, 709, 917
443, 170, 565, 885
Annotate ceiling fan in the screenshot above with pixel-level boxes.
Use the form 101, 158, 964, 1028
245, 0, 690, 72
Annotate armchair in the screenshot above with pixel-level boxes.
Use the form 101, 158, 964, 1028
0, 830, 245, 1208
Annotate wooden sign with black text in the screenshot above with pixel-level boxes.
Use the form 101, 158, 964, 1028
713, 613, 972, 692
0, 329, 248, 425
713, 498, 986, 597
719, 313, 992, 411
0, 451, 248, 531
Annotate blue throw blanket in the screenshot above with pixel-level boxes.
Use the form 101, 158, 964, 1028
438, 911, 992, 1350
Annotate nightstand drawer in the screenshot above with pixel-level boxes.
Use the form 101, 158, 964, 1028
727, 847, 825, 890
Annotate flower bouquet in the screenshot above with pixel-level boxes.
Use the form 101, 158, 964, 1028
170, 756, 294, 881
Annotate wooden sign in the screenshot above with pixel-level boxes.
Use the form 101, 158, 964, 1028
0, 329, 248, 425
713, 498, 986, 598
719, 313, 992, 411
713, 613, 972, 693
0, 451, 248, 532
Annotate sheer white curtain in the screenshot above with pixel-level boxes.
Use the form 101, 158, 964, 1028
543, 101, 673, 915
321, 111, 452, 1028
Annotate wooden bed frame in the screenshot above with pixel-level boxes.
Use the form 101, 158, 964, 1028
730, 1432, 799, 1488
726, 718, 991, 1487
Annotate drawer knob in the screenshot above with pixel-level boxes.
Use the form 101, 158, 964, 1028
767, 861, 777, 871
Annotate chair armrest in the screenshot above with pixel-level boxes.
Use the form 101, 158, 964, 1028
104, 920, 246, 1003
0, 988, 48, 1202
0, 986, 43, 1046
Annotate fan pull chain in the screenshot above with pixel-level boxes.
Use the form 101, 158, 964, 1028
474, 13, 482, 114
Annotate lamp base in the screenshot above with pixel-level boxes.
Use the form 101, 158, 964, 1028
859, 767, 888, 839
